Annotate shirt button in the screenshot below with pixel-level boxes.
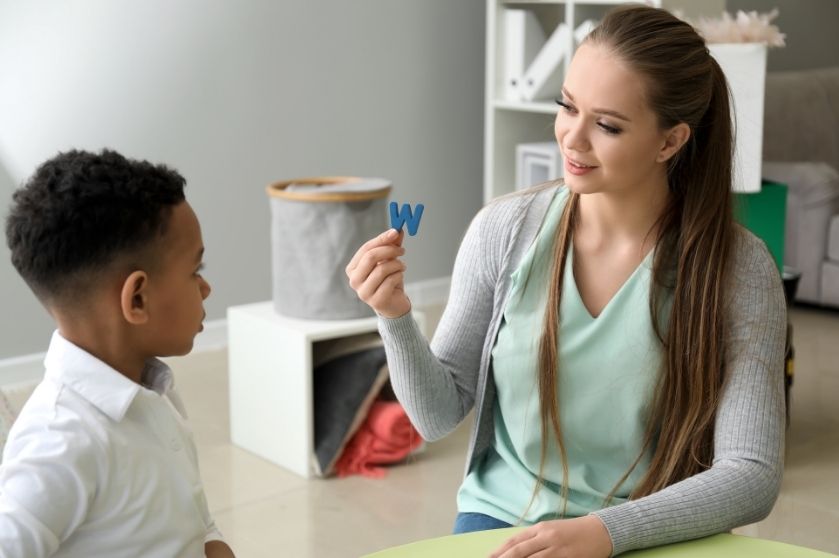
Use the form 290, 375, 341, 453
170, 438, 182, 451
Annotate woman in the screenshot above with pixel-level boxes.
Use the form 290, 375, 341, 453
346, 5, 786, 557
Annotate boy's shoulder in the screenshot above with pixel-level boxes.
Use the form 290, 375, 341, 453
3, 378, 107, 462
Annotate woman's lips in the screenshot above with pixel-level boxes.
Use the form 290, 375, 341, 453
565, 156, 598, 176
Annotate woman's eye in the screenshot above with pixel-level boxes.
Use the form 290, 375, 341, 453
555, 99, 620, 134
555, 99, 576, 114
598, 122, 622, 135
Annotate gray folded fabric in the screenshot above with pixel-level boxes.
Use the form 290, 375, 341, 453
312, 337, 389, 477
828, 215, 839, 262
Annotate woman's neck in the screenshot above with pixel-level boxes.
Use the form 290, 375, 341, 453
575, 183, 669, 255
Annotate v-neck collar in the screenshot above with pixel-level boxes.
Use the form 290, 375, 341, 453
566, 246, 655, 321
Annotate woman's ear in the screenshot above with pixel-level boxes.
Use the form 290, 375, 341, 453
657, 122, 691, 163
120, 270, 150, 325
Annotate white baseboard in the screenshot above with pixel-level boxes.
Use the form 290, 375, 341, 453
0, 277, 452, 385
0, 353, 45, 387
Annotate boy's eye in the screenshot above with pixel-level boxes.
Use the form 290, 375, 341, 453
194, 263, 205, 276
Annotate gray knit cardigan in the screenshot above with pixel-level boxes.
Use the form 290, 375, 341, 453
378, 184, 787, 556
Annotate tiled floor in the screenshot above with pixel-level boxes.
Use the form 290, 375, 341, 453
167, 305, 839, 557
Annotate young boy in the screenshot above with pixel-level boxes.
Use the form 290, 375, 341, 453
1, 149, 235, 557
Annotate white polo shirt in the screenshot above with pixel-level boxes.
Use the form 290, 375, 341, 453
0, 331, 223, 557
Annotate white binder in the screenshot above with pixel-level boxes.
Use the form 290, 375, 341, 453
503, 9, 546, 101
574, 19, 596, 46
520, 22, 570, 102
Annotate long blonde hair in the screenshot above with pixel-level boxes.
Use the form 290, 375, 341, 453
531, 5, 735, 515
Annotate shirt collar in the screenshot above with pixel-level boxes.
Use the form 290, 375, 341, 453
43, 330, 173, 422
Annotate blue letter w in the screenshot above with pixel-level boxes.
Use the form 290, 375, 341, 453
389, 202, 424, 236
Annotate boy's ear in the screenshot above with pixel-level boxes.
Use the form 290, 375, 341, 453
120, 270, 150, 325
657, 122, 691, 163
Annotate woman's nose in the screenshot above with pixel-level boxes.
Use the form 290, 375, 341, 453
561, 120, 590, 153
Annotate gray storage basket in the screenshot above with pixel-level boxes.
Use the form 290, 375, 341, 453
267, 176, 392, 320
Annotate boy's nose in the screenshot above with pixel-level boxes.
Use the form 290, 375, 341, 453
201, 278, 211, 299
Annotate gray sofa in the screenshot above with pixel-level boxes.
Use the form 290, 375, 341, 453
762, 66, 839, 308
0, 379, 39, 460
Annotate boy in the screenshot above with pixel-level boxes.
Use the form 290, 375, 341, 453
1, 149, 235, 557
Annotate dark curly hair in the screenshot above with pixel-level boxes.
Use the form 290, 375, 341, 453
5, 149, 186, 305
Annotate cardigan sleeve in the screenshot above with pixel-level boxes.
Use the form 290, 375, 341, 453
378, 197, 518, 441
592, 230, 787, 555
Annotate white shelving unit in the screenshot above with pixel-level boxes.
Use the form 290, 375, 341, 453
484, 0, 720, 203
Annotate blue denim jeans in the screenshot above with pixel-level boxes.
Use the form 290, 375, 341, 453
453, 512, 512, 534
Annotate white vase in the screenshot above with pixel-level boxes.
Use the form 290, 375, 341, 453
709, 42, 768, 193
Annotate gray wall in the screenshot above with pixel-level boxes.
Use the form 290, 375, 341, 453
727, 0, 839, 71
0, 1, 486, 359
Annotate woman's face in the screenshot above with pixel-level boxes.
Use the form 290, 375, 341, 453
555, 42, 680, 197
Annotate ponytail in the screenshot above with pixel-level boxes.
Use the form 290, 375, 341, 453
529, 5, 738, 515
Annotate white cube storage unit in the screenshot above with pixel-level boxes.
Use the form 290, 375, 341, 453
227, 301, 425, 478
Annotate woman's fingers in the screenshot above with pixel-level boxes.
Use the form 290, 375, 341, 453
346, 229, 403, 275
355, 259, 406, 302
346, 229, 411, 318
368, 270, 406, 309
489, 529, 539, 558
347, 245, 405, 289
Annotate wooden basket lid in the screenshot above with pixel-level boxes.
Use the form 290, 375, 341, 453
266, 176, 392, 202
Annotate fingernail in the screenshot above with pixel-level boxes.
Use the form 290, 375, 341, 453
386, 229, 398, 239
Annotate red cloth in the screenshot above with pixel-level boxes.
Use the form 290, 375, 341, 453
334, 400, 423, 479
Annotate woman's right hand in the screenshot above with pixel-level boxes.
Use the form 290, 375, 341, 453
346, 228, 411, 319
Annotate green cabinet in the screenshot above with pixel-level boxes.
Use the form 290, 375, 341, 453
733, 180, 788, 273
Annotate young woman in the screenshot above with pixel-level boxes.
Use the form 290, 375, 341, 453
346, 5, 786, 557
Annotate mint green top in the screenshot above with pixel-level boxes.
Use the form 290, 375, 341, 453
457, 189, 669, 523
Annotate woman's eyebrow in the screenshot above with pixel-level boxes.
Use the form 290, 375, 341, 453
562, 87, 632, 122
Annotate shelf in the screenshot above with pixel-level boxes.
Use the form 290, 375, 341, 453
503, 0, 650, 4
494, 99, 558, 114
502, 0, 567, 4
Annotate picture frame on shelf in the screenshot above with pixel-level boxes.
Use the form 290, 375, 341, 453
516, 141, 563, 191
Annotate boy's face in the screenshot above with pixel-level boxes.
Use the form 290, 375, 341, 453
144, 201, 211, 356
